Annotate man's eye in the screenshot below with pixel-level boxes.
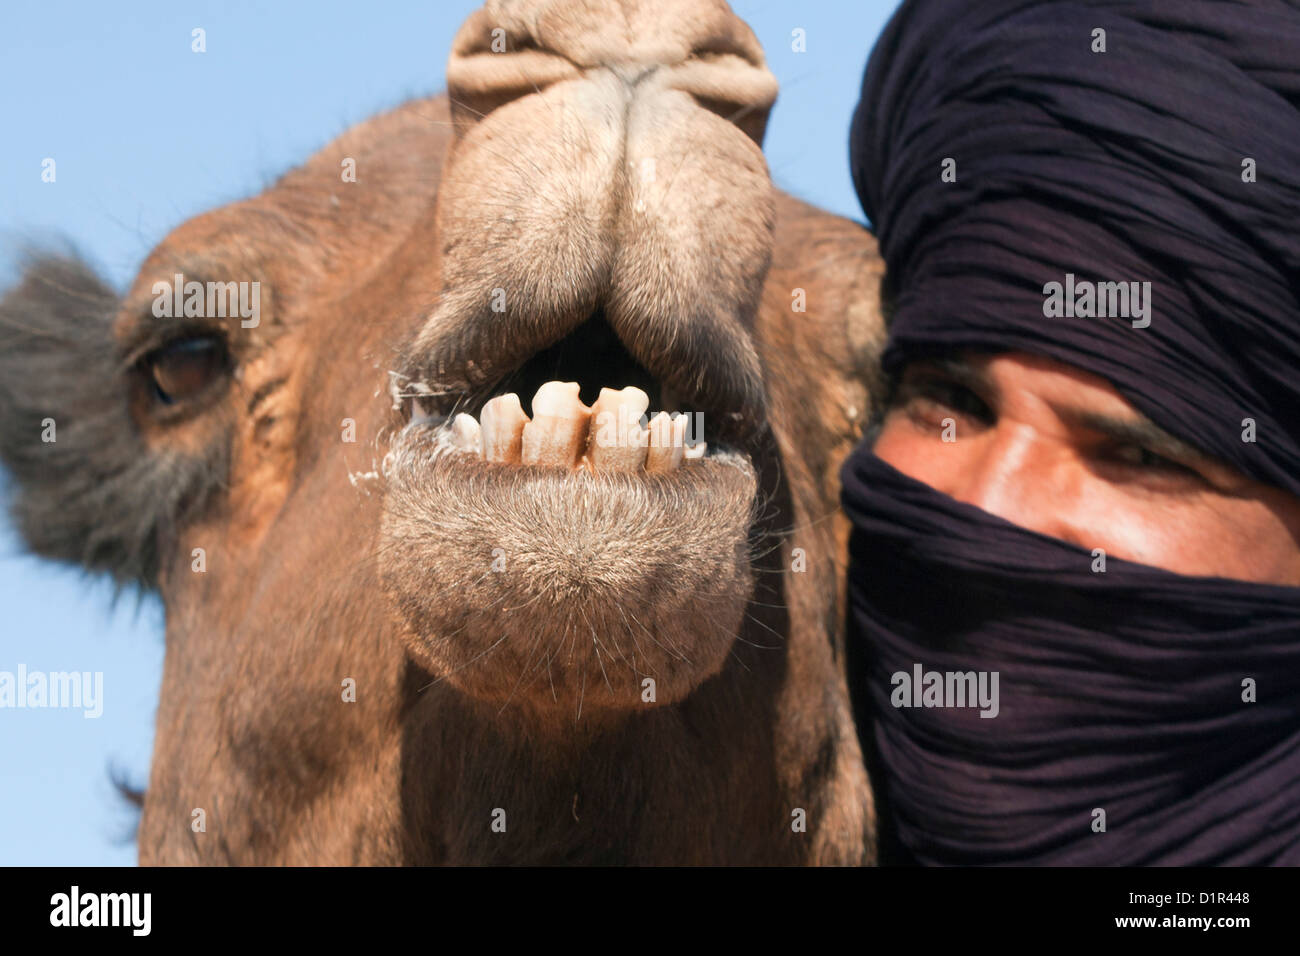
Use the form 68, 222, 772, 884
894, 376, 994, 426
144, 336, 229, 405
1108, 443, 1198, 477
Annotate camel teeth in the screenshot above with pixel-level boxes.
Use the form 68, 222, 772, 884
521, 382, 591, 468
449, 382, 708, 472
587, 386, 650, 473
481, 393, 529, 463
645, 411, 687, 473
450, 413, 482, 456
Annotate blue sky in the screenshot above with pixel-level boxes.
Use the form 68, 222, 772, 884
0, 0, 894, 865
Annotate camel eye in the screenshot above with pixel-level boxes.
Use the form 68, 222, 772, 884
145, 335, 229, 405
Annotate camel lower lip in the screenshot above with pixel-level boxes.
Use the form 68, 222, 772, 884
378, 421, 759, 714
380, 420, 758, 565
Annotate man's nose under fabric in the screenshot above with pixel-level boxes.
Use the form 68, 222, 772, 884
843, 452, 1300, 865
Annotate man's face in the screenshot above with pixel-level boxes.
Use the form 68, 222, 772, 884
873, 350, 1300, 586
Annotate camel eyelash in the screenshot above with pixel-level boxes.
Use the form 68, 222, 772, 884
120, 308, 228, 367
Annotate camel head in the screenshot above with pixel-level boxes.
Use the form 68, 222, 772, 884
0, 0, 885, 864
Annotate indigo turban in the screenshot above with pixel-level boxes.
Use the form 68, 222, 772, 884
850, 0, 1300, 496
844, 0, 1300, 865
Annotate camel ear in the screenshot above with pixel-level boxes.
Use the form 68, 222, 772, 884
0, 255, 161, 585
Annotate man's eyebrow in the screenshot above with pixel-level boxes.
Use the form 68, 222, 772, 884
894, 357, 1207, 463
900, 355, 1000, 399
1064, 409, 1209, 463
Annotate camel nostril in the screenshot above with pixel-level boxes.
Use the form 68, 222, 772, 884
689, 31, 764, 71
444, 10, 584, 137
445, 48, 582, 136
659, 54, 778, 147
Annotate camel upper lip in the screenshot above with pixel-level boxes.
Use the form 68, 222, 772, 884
397, 306, 768, 449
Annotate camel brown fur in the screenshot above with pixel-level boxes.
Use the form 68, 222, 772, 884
0, 0, 885, 864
